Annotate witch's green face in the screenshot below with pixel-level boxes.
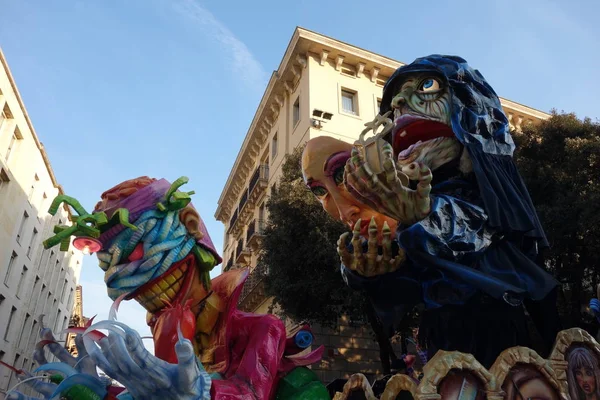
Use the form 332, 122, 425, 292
391, 74, 451, 125
386, 73, 461, 171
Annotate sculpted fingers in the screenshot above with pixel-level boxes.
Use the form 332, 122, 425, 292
365, 218, 378, 276
74, 334, 98, 377
391, 248, 406, 273
337, 232, 353, 269
381, 221, 393, 273
123, 327, 171, 390
401, 162, 432, 217
176, 338, 210, 397
351, 220, 365, 275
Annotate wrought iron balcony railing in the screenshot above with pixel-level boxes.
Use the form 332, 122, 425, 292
238, 189, 248, 213
227, 209, 238, 233
238, 263, 269, 307
249, 165, 269, 196
246, 219, 265, 247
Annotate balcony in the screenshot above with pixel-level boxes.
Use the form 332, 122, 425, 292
235, 239, 251, 265
238, 190, 248, 215
246, 219, 265, 249
248, 165, 269, 204
227, 209, 238, 234
238, 263, 269, 312
224, 257, 234, 272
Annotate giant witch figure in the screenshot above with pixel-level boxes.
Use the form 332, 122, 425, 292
337, 55, 561, 367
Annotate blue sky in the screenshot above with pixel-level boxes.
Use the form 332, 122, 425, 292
1, 0, 598, 345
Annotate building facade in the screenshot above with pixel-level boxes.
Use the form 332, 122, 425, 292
64, 285, 87, 357
0, 49, 84, 395
214, 28, 550, 382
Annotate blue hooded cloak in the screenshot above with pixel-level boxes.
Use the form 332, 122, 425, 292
342, 55, 558, 335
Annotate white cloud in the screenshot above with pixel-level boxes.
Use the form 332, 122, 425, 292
173, 0, 268, 92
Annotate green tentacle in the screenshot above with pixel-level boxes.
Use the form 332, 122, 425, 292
43, 225, 78, 249
108, 208, 137, 231
157, 176, 196, 212
47, 195, 89, 216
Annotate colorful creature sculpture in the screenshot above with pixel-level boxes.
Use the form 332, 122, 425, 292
6, 176, 327, 400
335, 55, 561, 368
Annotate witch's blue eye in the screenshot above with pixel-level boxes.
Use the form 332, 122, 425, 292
419, 78, 441, 92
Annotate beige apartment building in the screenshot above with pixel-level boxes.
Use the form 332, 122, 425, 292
0, 49, 84, 396
64, 285, 87, 357
214, 27, 549, 382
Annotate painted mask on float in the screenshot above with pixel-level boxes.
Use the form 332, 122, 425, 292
301, 136, 397, 241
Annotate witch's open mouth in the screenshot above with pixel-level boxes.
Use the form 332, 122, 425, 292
128, 255, 195, 313
392, 114, 454, 159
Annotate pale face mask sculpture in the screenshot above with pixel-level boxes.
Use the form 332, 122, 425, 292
302, 136, 404, 276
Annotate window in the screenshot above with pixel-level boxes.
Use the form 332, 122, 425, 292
35, 284, 47, 315
16, 211, 29, 244
0, 102, 13, 132
271, 133, 278, 159
44, 250, 55, 281
18, 314, 30, 347
38, 248, 49, 271
32, 275, 40, 297
341, 89, 357, 115
0, 168, 9, 193
27, 320, 38, 349
60, 278, 68, 302
44, 292, 51, 315
0, 351, 5, 390
16, 266, 28, 297
67, 287, 74, 307
51, 258, 61, 287
28, 174, 39, 203
55, 309, 62, 331
5, 133, 17, 163
0, 108, 6, 131
9, 353, 20, 388
4, 251, 17, 286
27, 228, 38, 258
293, 97, 300, 126
38, 192, 47, 214
4, 306, 16, 340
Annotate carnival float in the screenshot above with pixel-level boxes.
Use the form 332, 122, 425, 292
4, 55, 600, 400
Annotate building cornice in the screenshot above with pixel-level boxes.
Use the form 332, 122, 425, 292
499, 98, 550, 120
214, 27, 550, 222
0, 48, 72, 217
